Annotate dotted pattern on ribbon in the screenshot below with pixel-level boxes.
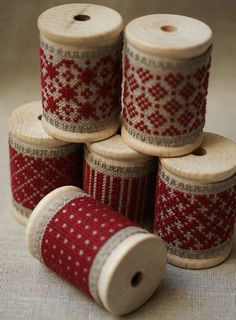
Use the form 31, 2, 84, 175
40, 194, 139, 300
154, 167, 236, 259
40, 36, 122, 133
122, 45, 212, 147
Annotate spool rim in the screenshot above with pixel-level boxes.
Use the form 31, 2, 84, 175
38, 3, 123, 47
42, 117, 120, 143
125, 14, 212, 59
26, 186, 81, 259
98, 233, 167, 315
167, 242, 232, 269
86, 134, 153, 164
160, 132, 236, 183
121, 126, 203, 157
8, 101, 69, 148
11, 205, 29, 226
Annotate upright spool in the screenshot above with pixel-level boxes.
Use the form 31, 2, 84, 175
8, 101, 82, 225
26, 186, 166, 315
83, 134, 157, 224
154, 132, 236, 269
122, 14, 212, 157
38, 4, 123, 143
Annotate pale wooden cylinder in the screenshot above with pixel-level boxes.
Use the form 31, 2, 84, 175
38, 3, 123, 143
8, 101, 82, 225
154, 132, 236, 269
26, 186, 167, 315
122, 14, 212, 157
83, 134, 157, 224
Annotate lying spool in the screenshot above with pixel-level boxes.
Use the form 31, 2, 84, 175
38, 3, 123, 143
26, 186, 166, 315
8, 101, 82, 225
154, 132, 236, 269
83, 134, 157, 224
122, 14, 212, 157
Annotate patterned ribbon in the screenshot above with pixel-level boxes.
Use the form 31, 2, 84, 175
30, 189, 146, 304
154, 166, 236, 259
83, 147, 157, 224
9, 134, 82, 219
122, 44, 212, 147
40, 35, 122, 133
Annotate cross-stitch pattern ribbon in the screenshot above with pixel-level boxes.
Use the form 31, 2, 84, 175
122, 44, 212, 147
154, 166, 236, 262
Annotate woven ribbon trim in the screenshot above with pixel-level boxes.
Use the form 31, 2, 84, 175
122, 44, 212, 147
34, 191, 144, 303
40, 35, 122, 133
83, 148, 157, 223
154, 167, 236, 259
9, 135, 82, 217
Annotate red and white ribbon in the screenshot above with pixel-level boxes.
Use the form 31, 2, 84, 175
29, 188, 146, 303
154, 166, 236, 259
122, 44, 212, 147
9, 134, 82, 219
83, 147, 157, 223
40, 35, 122, 134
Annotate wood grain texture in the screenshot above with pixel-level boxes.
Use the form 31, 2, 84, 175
86, 134, 152, 165
161, 132, 236, 184
8, 101, 69, 147
125, 14, 212, 58
98, 233, 166, 315
122, 127, 204, 158
38, 3, 123, 47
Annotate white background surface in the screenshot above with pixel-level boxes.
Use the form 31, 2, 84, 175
0, 1, 235, 319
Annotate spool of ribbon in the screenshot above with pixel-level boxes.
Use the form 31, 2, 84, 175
122, 14, 212, 157
26, 186, 166, 315
154, 132, 236, 269
38, 3, 123, 143
83, 134, 157, 224
8, 101, 82, 225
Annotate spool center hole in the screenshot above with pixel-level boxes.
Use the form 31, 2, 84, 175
161, 25, 177, 32
192, 147, 207, 156
38, 114, 42, 121
131, 271, 143, 287
74, 14, 91, 21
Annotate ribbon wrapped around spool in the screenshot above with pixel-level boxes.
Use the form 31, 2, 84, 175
38, 4, 123, 143
83, 134, 157, 224
154, 132, 236, 269
8, 101, 82, 225
26, 186, 166, 315
122, 14, 212, 157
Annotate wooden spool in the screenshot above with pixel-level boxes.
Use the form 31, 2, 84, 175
38, 3, 123, 143
26, 186, 166, 315
121, 14, 212, 157
8, 101, 82, 225
154, 132, 236, 269
83, 134, 157, 224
